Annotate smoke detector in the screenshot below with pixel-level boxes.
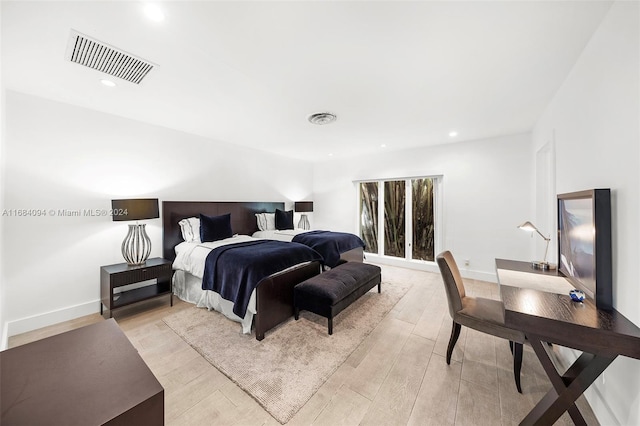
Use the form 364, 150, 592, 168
65, 30, 155, 84
308, 112, 337, 125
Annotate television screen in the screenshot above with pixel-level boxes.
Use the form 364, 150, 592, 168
557, 189, 612, 309
558, 198, 595, 296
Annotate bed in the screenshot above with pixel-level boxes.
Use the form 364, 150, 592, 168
163, 201, 322, 341
252, 215, 365, 267
253, 229, 364, 267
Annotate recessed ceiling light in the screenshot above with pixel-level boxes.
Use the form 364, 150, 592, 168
328, 153, 333, 157
449, 131, 458, 138
308, 112, 337, 125
144, 4, 165, 22
100, 79, 116, 87
380, 144, 387, 148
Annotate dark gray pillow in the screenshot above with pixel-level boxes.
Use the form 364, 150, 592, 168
275, 209, 294, 230
199, 213, 233, 242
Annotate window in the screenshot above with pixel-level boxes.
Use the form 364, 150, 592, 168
411, 178, 435, 261
359, 176, 440, 262
359, 182, 378, 253
384, 180, 405, 258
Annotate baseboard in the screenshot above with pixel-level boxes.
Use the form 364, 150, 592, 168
6, 300, 99, 338
549, 345, 608, 425
585, 386, 618, 426
365, 254, 497, 283
1, 321, 8, 350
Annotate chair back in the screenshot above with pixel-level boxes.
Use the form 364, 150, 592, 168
436, 251, 466, 318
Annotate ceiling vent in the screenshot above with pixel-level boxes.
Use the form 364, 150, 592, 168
65, 30, 155, 84
308, 112, 337, 125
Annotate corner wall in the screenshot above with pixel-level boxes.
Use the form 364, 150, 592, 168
1, 91, 314, 337
0, 2, 7, 348
532, 2, 640, 424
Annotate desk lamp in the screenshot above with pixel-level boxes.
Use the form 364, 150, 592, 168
518, 221, 554, 270
112, 198, 159, 265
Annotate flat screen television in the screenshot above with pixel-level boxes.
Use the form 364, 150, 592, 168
557, 189, 612, 310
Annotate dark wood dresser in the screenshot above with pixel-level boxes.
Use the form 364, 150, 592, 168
0, 319, 164, 425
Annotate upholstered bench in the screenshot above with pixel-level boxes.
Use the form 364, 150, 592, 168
294, 262, 382, 335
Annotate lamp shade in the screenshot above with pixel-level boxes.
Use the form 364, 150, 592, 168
111, 198, 159, 221
517, 221, 538, 232
294, 201, 313, 213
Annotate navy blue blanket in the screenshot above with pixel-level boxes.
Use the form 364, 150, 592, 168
202, 240, 322, 318
292, 230, 365, 268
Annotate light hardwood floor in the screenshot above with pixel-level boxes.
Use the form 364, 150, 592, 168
9, 264, 598, 425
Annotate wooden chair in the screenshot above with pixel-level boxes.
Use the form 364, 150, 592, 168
436, 251, 526, 393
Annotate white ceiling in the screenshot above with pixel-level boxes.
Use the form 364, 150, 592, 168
1, 1, 613, 161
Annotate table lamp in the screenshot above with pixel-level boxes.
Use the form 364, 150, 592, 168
518, 221, 554, 270
112, 198, 159, 265
294, 201, 313, 230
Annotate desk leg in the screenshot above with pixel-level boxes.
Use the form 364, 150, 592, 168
521, 334, 616, 426
529, 338, 584, 424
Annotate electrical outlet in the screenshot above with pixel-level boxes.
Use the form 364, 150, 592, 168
464, 259, 470, 266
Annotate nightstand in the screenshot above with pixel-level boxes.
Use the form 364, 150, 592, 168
100, 257, 173, 318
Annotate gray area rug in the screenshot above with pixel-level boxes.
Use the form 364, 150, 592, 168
163, 279, 410, 424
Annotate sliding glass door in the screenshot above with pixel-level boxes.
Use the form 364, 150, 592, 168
412, 177, 435, 261
359, 176, 439, 262
384, 180, 405, 258
359, 182, 379, 254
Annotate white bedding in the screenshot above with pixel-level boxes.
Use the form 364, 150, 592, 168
172, 234, 317, 334
173, 234, 258, 278
251, 229, 306, 241
172, 235, 260, 334
173, 269, 256, 334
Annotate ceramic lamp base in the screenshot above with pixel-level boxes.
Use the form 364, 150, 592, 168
122, 223, 151, 265
298, 214, 310, 230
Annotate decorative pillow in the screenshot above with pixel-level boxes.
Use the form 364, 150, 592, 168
199, 213, 233, 242
255, 213, 267, 231
178, 217, 201, 243
275, 209, 294, 230
255, 212, 277, 231
264, 213, 276, 230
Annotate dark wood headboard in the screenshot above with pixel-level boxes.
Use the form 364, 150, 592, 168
162, 201, 285, 261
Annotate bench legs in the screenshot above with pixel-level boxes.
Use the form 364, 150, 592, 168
296, 306, 333, 335
295, 278, 381, 336
293, 274, 382, 335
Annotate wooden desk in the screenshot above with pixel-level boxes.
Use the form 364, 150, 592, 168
496, 259, 640, 426
0, 319, 164, 425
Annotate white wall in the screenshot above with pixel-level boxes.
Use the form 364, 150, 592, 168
532, 1, 639, 424
1, 91, 314, 339
313, 133, 534, 281
0, 0, 6, 347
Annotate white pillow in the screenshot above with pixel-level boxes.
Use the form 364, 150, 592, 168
255, 213, 267, 231
264, 213, 276, 230
255, 212, 276, 231
179, 217, 201, 243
